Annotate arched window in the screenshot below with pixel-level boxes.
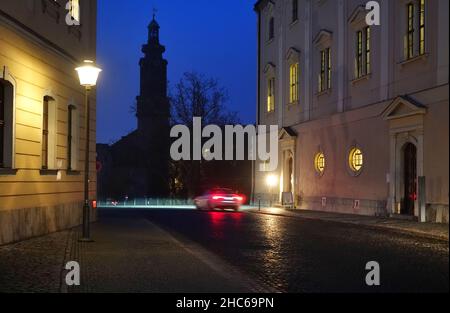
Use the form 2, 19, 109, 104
0, 79, 14, 169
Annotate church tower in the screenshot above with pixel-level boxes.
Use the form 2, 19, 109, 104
137, 13, 169, 130
136, 13, 170, 197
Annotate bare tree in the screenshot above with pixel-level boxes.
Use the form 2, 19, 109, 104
171, 72, 238, 126
169, 72, 239, 198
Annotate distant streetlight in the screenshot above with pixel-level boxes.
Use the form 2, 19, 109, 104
75, 60, 101, 242
266, 174, 278, 207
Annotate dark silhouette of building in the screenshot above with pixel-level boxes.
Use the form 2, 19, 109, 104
97, 14, 170, 199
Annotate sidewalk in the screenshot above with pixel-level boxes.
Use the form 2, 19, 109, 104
0, 216, 268, 293
247, 207, 449, 241
68, 216, 265, 293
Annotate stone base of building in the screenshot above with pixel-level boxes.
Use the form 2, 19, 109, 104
298, 196, 388, 217
426, 204, 449, 224
0, 202, 97, 245
254, 194, 449, 224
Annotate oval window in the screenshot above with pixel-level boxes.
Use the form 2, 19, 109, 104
314, 152, 326, 174
349, 148, 363, 172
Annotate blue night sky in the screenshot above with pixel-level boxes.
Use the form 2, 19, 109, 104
96, 0, 257, 144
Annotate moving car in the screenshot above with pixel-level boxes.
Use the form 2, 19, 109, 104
194, 188, 245, 211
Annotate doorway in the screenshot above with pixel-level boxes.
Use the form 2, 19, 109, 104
402, 143, 417, 215
286, 157, 293, 193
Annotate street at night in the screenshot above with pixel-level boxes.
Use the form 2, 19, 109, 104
96, 208, 448, 293
1, 0, 449, 305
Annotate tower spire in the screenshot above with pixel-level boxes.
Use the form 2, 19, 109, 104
148, 7, 160, 44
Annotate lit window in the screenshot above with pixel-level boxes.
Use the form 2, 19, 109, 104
355, 27, 371, 79
267, 77, 275, 112
356, 30, 363, 78
349, 148, 364, 172
314, 152, 326, 174
419, 0, 425, 55
289, 63, 299, 103
365, 27, 371, 74
407, 3, 415, 59
319, 48, 331, 92
406, 0, 426, 59
70, 0, 80, 23
327, 48, 332, 89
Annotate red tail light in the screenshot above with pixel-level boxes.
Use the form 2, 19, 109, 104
212, 195, 225, 200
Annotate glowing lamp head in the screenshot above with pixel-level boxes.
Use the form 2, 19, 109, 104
266, 174, 278, 187
75, 60, 102, 87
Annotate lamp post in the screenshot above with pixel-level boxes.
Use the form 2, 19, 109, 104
75, 60, 102, 242
266, 174, 278, 207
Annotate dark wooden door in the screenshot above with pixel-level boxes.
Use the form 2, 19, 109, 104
402, 143, 417, 215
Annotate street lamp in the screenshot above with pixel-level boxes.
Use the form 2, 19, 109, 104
266, 174, 278, 207
75, 60, 101, 242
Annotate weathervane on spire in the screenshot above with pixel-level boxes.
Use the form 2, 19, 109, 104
152, 7, 158, 20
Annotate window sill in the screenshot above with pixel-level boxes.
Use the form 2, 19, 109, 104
40, 169, 59, 176
398, 53, 429, 67
67, 170, 81, 176
316, 89, 332, 97
351, 73, 372, 85
287, 101, 299, 107
0, 168, 18, 176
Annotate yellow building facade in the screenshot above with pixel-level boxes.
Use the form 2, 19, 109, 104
0, 0, 97, 244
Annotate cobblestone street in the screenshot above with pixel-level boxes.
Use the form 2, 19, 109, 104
0, 208, 448, 293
